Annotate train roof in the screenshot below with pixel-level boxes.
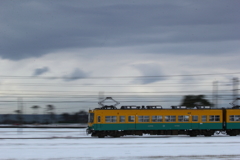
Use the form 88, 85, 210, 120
91, 105, 237, 110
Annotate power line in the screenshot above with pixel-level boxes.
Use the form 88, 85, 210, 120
0, 71, 239, 79
0, 81, 233, 86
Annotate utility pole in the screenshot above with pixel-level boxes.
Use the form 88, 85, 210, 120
233, 77, 239, 106
17, 97, 23, 134
98, 91, 104, 107
213, 81, 218, 108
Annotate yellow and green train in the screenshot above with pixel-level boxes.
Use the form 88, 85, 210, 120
87, 102, 240, 138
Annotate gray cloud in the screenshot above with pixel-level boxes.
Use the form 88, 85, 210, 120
64, 68, 88, 81
33, 67, 49, 76
0, 0, 239, 60
132, 64, 167, 84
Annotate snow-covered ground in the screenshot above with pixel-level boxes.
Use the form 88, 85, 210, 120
0, 128, 240, 160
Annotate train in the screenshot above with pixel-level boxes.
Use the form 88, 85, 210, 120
87, 97, 240, 138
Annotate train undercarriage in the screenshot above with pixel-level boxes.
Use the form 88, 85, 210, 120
89, 129, 240, 138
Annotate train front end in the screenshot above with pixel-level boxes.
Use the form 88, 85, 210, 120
87, 110, 94, 135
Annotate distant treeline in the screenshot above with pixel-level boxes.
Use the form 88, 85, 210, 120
0, 110, 88, 124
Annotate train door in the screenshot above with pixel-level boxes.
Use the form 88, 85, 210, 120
191, 115, 200, 129
96, 115, 102, 130
126, 115, 136, 130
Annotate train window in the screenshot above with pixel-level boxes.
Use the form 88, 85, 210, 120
88, 113, 94, 123
230, 115, 240, 121
209, 115, 214, 121
236, 115, 240, 121
143, 116, 149, 122
178, 115, 189, 122
171, 116, 176, 122
138, 116, 149, 122
128, 116, 135, 122
120, 116, 125, 122
202, 115, 207, 122
209, 115, 220, 122
152, 116, 162, 122
138, 116, 143, 122
105, 116, 117, 122
98, 116, 101, 123
165, 116, 170, 122
184, 116, 189, 122
192, 116, 198, 122
165, 116, 176, 122
215, 115, 220, 121
178, 116, 183, 122
112, 116, 117, 122
105, 116, 110, 122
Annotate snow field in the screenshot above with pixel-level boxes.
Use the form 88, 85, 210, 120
0, 128, 239, 160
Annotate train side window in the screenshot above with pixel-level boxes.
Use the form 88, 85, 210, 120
178, 116, 184, 122
179, 116, 189, 122
165, 116, 175, 122
209, 115, 214, 121
139, 116, 149, 122
105, 116, 117, 122
98, 116, 101, 123
192, 115, 198, 122
138, 116, 143, 122
230, 115, 240, 121
236, 115, 240, 121
112, 116, 117, 122
184, 116, 189, 122
128, 116, 135, 122
120, 116, 125, 122
209, 115, 220, 122
152, 116, 162, 122
105, 116, 111, 122
202, 115, 207, 122
170, 116, 176, 122
215, 115, 220, 121
144, 116, 150, 122
165, 116, 170, 122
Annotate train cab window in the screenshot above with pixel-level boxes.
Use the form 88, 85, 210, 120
88, 113, 94, 123
202, 115, 207, 122
120, 116, 125, 122
128, 116, 135, 122
178, 115, 189, 122
209, 115, 220, 122
152, 116, 162, 122
192, 115, 198, 122
230, 115, 240, 121
138, 116, 149, 122
165, 116, 176, 122
105, 116, 117, 122
98, 116, 101, 123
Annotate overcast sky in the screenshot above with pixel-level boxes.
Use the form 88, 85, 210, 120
0, 0, 239, 114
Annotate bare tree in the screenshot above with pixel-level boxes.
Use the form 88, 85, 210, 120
46, 105, 55, 124
14, 110, 22, 124
31, 105, 41, 123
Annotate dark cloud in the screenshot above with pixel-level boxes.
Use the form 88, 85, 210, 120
64, 68, 88, 81
33, 67, 49, 76
0, 0, 239, 60
132, 64, 166, 84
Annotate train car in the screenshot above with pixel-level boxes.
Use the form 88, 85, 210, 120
87, 105, 224, 138
87, 97, 240, 138
225, 108, 240, 136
